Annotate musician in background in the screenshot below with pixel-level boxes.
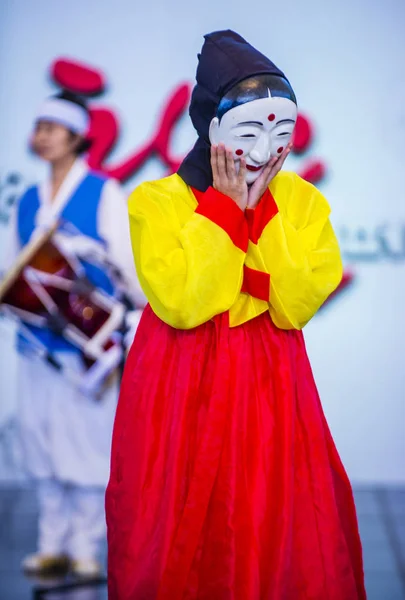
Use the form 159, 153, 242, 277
5, 90, 146, 578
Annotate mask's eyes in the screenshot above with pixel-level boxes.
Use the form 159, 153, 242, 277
272, 121, 295, 138
232, 124, 261, 139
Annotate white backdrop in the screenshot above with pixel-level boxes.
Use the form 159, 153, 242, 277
0, 0, 404, 483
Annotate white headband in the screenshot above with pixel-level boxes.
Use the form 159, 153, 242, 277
35, 98, 90, 135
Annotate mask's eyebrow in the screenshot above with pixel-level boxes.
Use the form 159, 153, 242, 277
237, 120, 263, 126
276, 119, 296, 125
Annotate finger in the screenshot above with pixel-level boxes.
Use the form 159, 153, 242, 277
274, 144, 292, 171
268, 156, 279, 170
225, 148, 236, 180
210, 145, 219, 184
261, 156, 278, 178
237, 157, 247, 183
261, 156, 281, 187
217, 143, 227, 180
278, 143, 292, 163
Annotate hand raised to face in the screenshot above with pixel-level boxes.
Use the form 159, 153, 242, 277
210, 144, 248, 211
210, 141, 293, 211
209, 96, 297, 185
246, 142, 293, 209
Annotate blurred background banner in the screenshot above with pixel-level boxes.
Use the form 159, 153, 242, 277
0, 0, 404, 484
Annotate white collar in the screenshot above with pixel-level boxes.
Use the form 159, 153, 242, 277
38, 158, 89, 215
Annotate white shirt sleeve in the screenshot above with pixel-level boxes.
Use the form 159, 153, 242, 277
97, 178, 147, 308
1, 202, 22, 274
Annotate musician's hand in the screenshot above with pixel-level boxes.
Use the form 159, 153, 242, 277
211, 144, 248, 211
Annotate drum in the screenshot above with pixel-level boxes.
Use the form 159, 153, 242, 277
0, 224, 126, 395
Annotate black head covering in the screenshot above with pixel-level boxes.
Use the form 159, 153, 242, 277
177, 30, 287, 191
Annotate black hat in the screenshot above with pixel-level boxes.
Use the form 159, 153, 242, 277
178, 30, 288, 191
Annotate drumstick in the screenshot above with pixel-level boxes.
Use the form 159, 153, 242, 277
0, 221, 59, 301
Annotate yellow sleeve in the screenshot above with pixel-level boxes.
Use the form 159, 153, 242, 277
247, 172, 343, 330
128, 176, 248, 329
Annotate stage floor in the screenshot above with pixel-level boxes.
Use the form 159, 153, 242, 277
1, 485, 404, 599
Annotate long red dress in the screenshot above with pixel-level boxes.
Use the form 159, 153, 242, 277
106, 304, 365, 599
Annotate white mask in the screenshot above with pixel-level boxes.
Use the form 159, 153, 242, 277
209, 95, 297, 184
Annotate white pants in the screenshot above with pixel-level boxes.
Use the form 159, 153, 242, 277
17, 351, 119, 559
37, 479, 106, 560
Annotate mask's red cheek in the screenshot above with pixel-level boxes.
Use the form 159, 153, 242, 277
277, 146, 284, 154
235, 149, 243, 156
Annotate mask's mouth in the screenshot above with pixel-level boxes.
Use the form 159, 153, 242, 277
246, 164, 263, 172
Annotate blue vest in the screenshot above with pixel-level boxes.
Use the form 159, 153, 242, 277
17, 172, 115, 353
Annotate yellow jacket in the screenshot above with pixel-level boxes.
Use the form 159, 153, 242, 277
128, 172, 342, 330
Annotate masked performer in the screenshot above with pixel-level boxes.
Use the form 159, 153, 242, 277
106, 31, 366, 599
6, 91, 145, 577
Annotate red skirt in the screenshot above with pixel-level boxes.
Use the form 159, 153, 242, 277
106, 305, 365, 600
